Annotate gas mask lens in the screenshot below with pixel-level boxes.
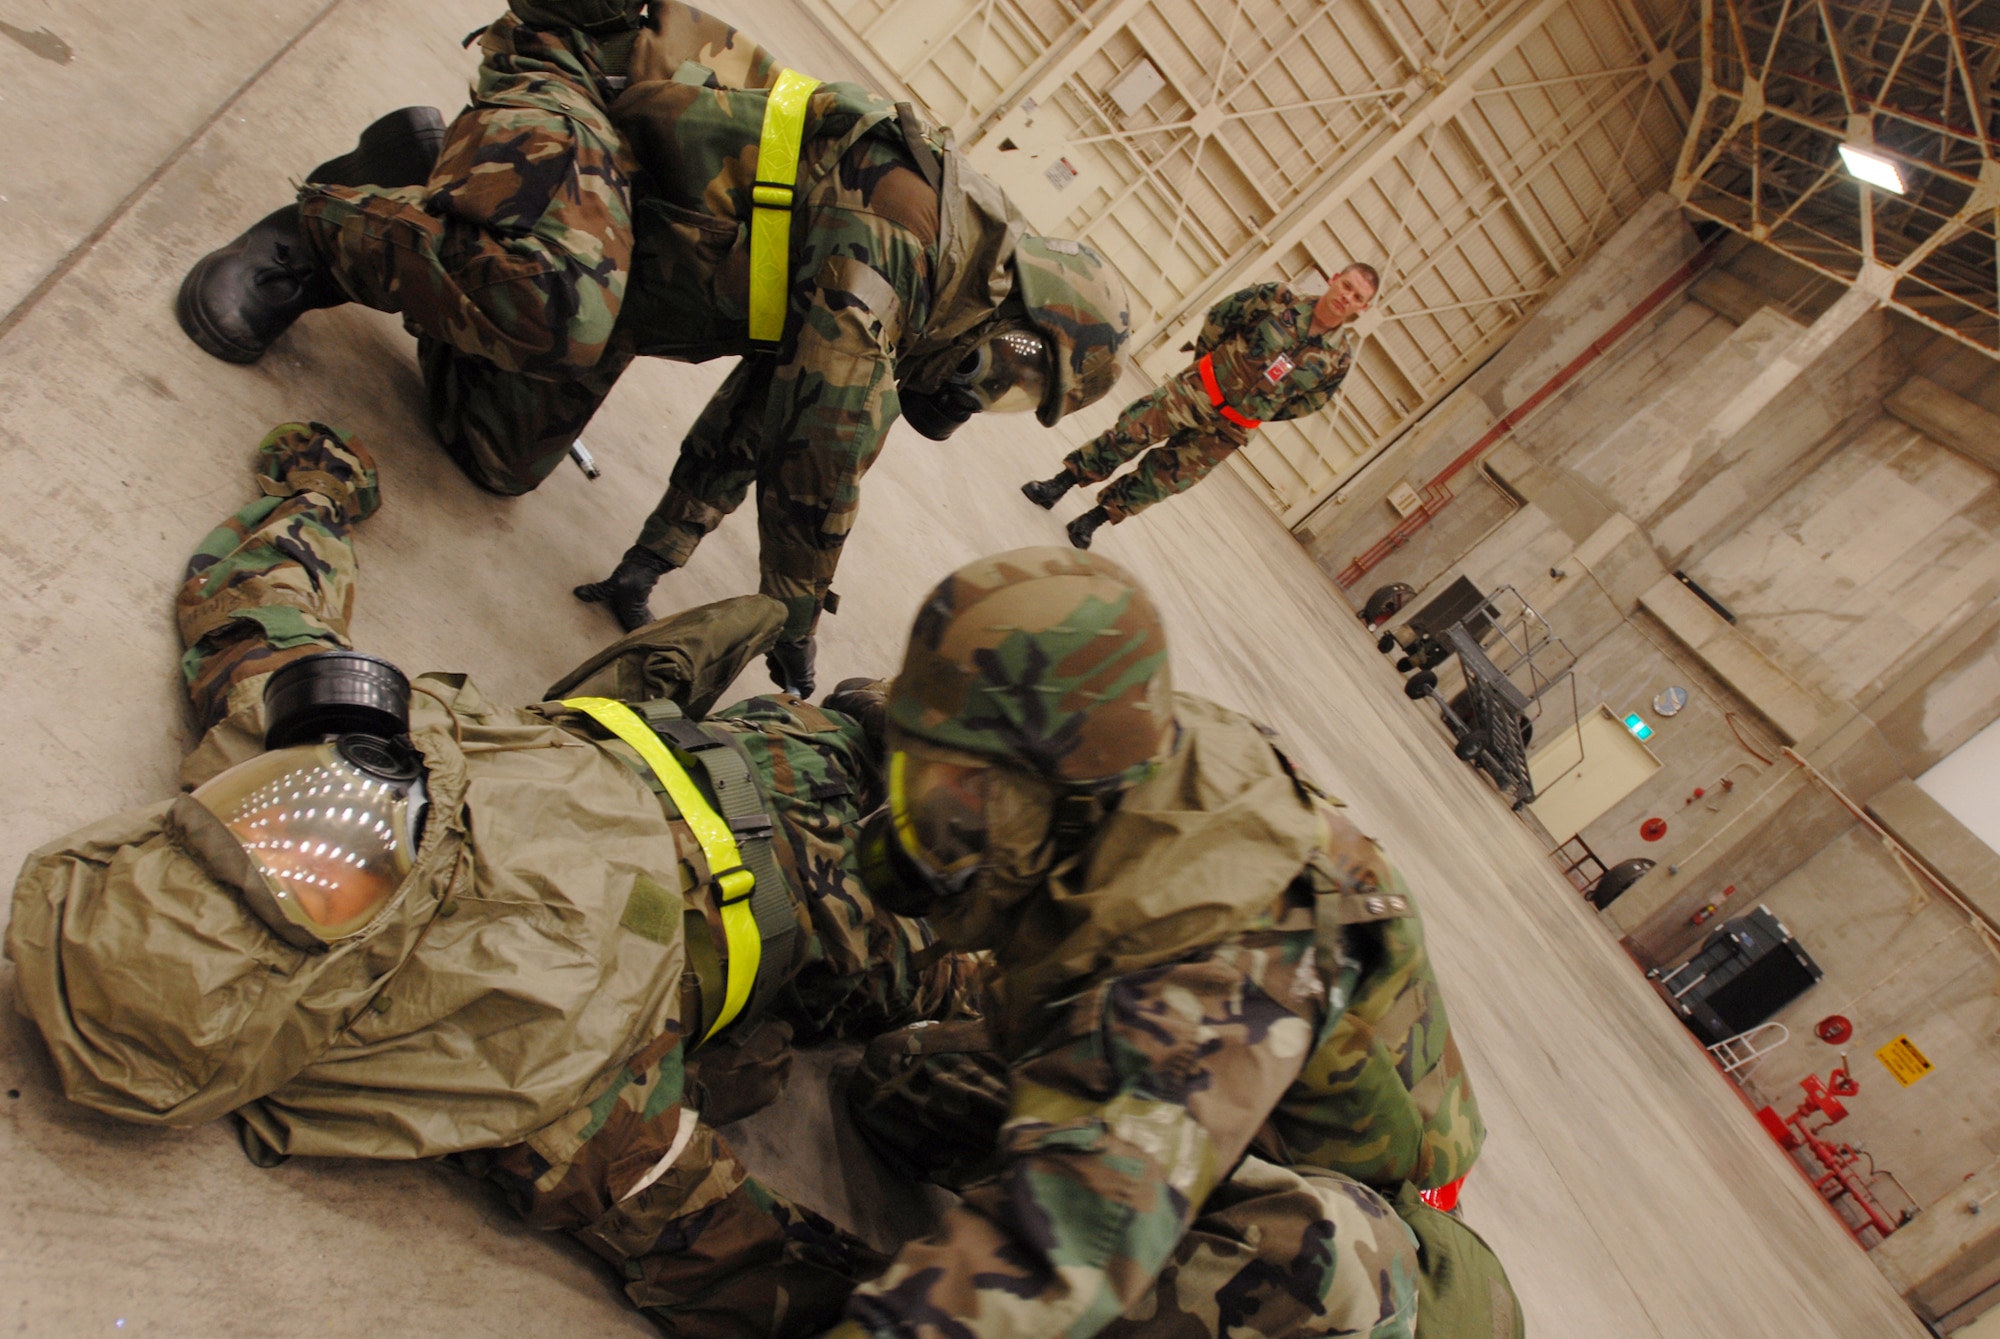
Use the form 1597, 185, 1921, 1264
888, 747, 992, 893
949, 328, 1049, 415
192, 735, 426, 946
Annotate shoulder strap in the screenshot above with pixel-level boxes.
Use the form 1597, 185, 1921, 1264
560, 696, 795, 1045
748, 68, 823, 346
638, 706, 795, 1024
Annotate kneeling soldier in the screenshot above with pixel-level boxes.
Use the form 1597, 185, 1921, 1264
828, 547, 1522, 1337
175, 0, 1130, 696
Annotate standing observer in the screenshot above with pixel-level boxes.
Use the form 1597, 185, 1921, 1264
1023, 264, 1376, 547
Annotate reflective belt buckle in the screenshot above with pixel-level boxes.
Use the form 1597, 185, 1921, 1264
713, 865, 755, 903
752, 180, 796, 210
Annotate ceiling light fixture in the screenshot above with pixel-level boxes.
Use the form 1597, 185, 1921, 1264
1838, 144, 1905, 195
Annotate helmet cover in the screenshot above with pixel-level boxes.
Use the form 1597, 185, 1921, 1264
1010, 237, 1129, 425
887, 547, 1173, 787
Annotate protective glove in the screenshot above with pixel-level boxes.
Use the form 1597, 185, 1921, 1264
824, 677, 891, 801
573, 545, 674, 632
766, 635, 817, 697
898, 384, 982, 441
824, 676, 890, 746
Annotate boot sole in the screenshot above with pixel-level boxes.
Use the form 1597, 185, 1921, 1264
175, 251, 269, 364
308, 107, 447, 190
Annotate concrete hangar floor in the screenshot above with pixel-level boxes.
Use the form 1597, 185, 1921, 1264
0, 0, 1923, 1334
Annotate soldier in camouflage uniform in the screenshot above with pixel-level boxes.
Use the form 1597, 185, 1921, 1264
821, 547, 1522, 1337
7, 422, 981, 1338
176, 0, 1130, 697
1024, 267, 1376, 548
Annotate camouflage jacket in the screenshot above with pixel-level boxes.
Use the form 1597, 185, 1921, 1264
1193, 282, 1358, 423
613, 79, 941, 364
609, 8, 1047, 376
610, 72, 1049, 630
7, 611, 944, 1161
842, 698, 1483, 1337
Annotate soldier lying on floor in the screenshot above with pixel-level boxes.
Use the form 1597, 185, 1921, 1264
5, 422, 974, 1337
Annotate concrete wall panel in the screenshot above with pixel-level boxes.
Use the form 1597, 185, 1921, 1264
1693, 419, 2000, 704
1515, 300, 1732, 477
1616, 775, 1856, 964
1564, 306, 1807, 518
1648, 312, 1906, 566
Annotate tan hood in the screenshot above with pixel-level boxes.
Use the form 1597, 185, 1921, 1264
7, 676, 685, 1159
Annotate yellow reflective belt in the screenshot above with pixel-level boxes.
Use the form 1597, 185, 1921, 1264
563, 696, 758, 1042
748, 68, 823, 345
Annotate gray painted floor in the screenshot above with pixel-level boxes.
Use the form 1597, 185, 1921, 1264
0, 1, 1926, 1334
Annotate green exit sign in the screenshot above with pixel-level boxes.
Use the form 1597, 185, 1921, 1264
1623, 712, 1654, 741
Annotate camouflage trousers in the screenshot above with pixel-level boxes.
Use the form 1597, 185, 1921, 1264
296, 18, 636, 498
175, 423, 912, 1337
1062, 367, 1249, 522
453, 1038, 888, 1337
848, 1023, 1419, 1338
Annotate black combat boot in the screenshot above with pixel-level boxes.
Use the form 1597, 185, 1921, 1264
176, 205, 346, 364
1020, 472, 1075, 509
177, 108, 448, 365
574, 546, 676, 631
307, 106, 447, 189
1066, 507, 1109, 550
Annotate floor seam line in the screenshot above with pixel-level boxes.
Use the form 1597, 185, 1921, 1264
0, 0, 349, 347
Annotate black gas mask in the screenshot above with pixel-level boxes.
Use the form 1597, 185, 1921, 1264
855, 740, 1110, 939
899, 328, 1051, 441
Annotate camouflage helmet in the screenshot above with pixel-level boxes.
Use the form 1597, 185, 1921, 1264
508, 0, 646, 34
1011, 237, 1130, 426
887, 547, 1173, 787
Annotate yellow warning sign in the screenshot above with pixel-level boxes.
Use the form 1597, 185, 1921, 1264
1876, 1035, 1934, 1087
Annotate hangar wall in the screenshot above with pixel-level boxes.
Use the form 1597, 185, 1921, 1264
1302, 193, 2000, 1322
796, 0, 1697, 521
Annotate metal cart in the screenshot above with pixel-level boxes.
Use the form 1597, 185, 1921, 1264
1372, 579, 1577, 808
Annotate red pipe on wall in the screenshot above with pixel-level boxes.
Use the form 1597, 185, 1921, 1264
1335, 237, 1725, 589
